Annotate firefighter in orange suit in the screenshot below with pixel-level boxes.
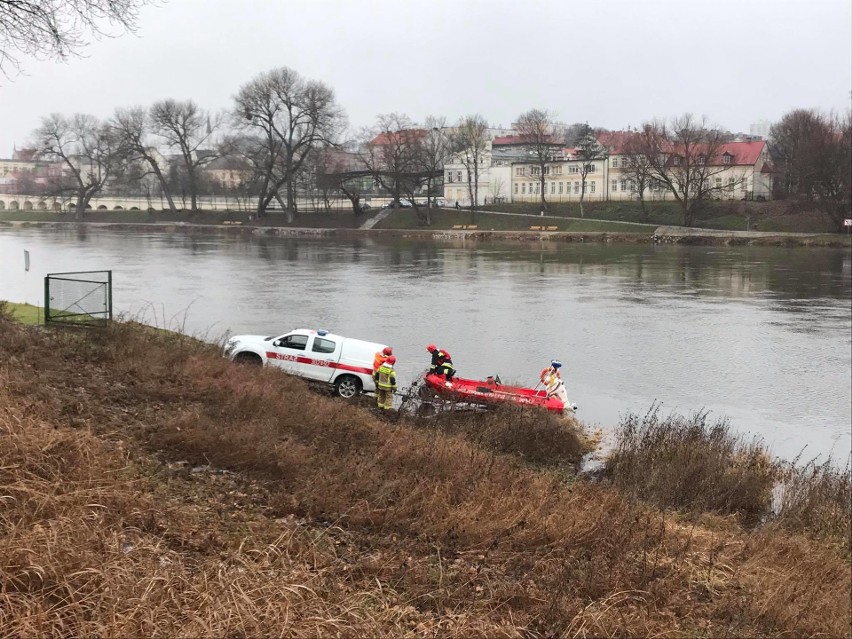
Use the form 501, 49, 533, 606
373, 346, 393, 373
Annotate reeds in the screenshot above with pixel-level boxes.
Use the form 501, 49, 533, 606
604, 405, 776, 522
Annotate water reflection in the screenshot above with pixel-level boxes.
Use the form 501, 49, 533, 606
1, 227, 849, 462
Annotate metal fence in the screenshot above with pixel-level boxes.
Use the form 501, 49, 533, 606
44, 270, 112, 326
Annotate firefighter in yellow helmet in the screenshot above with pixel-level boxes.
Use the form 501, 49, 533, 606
374, 355, 397, 410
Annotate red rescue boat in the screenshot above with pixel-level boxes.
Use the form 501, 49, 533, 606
423, 373, 565, 414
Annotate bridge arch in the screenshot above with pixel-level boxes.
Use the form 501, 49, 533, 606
37, 201, 47, 210
9, 200, 19, 210
97, 205, 108, 210
113, 205, 123, 210
23, 201, 33, 210
0, 200, 5, 210
66, 202, 75, 211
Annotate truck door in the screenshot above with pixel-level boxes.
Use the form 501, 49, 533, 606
268, 333, 310, 376
301, 335, 339, 382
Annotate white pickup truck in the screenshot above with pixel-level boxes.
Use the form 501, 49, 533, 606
223, 328, 388, 398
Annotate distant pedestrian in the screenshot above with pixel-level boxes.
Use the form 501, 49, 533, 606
540, 204, 546, 216
455, 201, 461, 211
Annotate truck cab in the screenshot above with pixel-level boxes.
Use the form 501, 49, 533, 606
224, 328, 387, 398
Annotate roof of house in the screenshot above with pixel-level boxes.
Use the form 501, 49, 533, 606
493, 134, 562, 146
715, 140, 766, 166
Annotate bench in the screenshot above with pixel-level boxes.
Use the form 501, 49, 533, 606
546, 226, 558, 231
452, 225, 464, 229
529, 226, 542, 231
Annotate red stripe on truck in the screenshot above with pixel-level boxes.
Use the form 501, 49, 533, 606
265, 352, 373, 376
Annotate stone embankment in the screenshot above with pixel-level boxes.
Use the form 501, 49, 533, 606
1, 219, 848, 247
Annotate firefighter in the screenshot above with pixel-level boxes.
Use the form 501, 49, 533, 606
539, 359, 562, 387
373, 345, 393, 373
374, 355, 397, 410
426, 344, 455, 386
545, 374, 577, 416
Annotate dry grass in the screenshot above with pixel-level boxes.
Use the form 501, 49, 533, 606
604, 406, 777, 523
0, 310, 849, 637
771, 458, 852, 552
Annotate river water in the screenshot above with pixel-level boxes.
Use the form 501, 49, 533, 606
1, 226, 850, 462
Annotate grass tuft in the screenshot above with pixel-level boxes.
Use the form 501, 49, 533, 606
604, 405, 776, 522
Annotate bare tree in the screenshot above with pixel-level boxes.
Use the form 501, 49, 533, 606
234, 67, 344, 221
0, 0, 154, 75
809, 111, 852, 232
417, 116, 451, 225
636, 114, 741, 227
770, 108, 831, 199
149, 99, 226, 213
111, 106, 177, 211
573, 124, 604, 218
34, 112, 126, 219
451, 114, 489, 218
516, 109, 559, 206
361, 113, 425, 208
619, 132, 655, 218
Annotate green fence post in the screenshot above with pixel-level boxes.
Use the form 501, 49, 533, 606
107, 270, 112, 321
44, 276, 50, 323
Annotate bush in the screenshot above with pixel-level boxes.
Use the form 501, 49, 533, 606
604, 406, 776, 522
414, 404, 591, 470
772, 457, 852, 550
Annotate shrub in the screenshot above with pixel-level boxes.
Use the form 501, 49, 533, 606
772, 457, 852, 550
604, 406, 776, 522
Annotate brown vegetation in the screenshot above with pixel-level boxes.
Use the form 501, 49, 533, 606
0, 308, 849, 637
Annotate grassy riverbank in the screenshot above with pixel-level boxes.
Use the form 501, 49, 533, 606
1, 304, 849, 636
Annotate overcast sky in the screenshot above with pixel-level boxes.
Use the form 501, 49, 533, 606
1, 0, 850, 155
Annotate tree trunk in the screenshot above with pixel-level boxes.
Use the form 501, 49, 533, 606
275, 191, 293, 223
540, 173, 547, 205
150, 162, 177, 213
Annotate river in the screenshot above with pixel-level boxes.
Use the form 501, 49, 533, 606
1, 226, 850, 463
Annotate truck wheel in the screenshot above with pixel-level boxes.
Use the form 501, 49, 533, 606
334, 375, 362, 399
234, 352, 262, 366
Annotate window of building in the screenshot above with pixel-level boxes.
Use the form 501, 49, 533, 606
728, 177, 735, 190
629, 180, 635, 192
550, 182, 555, 194
552, 165, 562, 175
673, 156, 682, 166
590, 181, 595, 193
741, 177, 749, 191
569, 165, 579, 174
456, 171, 462, 182
612, 158, 618, 168
584, 164, 596, 173
515, 167, 526, 176
715, 178, 722, 188
531, 166, 540, 176
447, 171, 453, 182
697, 155, 705, 165
559, 182, 564, 194
612, 180, 618, 192
514, 183, 518, 194
621, 180, 627, 191
521, 183, 526, 194
723, 153, 732, 164
574, 181, 580, 194
535, 183, 540, 194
